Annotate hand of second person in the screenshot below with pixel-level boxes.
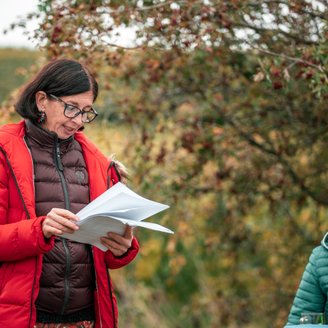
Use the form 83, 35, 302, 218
42, 208, 79, 238
100, 225, 133, 257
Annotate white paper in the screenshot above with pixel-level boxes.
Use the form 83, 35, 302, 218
62, 182, 173, 251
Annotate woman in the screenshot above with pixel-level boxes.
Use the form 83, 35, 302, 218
286, 233, 328, 325
0, 59, 139, 328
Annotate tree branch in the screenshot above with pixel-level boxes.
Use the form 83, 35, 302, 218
246, 42, 327, 74
247, 0, 328, 21
234, 20, 320, 46
135, 0, 175, 11
228, 118, 328, 206
102, 39, 143, 50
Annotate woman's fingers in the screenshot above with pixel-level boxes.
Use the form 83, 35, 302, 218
48, 208, 79, 223
100, 225, 133, 256
42, 208, 79, 238
100, 239, 125, 256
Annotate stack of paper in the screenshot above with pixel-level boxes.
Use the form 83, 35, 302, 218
62, 182, 173, 251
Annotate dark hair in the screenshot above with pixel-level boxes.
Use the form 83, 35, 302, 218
15, 59, 99, 121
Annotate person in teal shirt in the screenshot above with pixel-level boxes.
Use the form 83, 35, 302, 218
287, 232, 328, 325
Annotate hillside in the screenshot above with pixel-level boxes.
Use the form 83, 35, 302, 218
0, 47, 40, 103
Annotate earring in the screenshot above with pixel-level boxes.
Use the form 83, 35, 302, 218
37, 111, 46, 124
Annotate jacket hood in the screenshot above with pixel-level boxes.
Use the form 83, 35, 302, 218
321, 232, 328, 250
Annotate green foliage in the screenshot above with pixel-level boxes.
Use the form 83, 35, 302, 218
0, 48, 40, 103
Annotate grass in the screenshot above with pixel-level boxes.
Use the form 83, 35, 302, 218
0, 47, 40, 103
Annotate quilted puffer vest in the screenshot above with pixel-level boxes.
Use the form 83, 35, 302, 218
24, 120, 95, 322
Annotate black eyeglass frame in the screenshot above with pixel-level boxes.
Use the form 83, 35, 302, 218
47, 93, 98, 123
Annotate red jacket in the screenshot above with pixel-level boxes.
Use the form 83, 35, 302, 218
0, 120, 139, 328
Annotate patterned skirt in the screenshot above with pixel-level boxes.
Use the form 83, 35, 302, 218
34, 321, 94, 328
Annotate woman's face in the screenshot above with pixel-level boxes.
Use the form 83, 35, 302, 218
36, 90, 94, 139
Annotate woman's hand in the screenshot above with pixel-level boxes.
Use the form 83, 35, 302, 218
100, 225, 133, 257
42, 208, 79, 239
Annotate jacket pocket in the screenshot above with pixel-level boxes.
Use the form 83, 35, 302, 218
0, 262, 14, 294
0, 262, 7, 292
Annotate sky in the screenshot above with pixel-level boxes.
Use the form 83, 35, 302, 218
0, 0, 39, 48
0, 0, 136, 49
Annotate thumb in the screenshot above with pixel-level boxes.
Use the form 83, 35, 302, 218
124, 225, 133, 238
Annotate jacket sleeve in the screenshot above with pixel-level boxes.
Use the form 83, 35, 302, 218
286, 247, 326, 325
104, 236, 139, 269
0, 151, 54, 262
0, 217, 54, 262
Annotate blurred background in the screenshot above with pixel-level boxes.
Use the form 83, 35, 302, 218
1, 1, 327, 327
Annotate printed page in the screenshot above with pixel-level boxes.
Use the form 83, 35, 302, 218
62, 216, 125, 251
62, 182, 172, 251
78, 182, 169, 221
64, 214, 174, 251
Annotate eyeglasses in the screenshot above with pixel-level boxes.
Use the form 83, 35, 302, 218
48, 94, 98, 123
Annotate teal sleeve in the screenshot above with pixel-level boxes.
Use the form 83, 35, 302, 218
286, 247, 326, 325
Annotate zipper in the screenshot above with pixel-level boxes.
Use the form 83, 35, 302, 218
106, 165, 118, 327
91, 248, 117, 328
95, 165, 117, 327
107, 269, 117, 328
54, 142, 70, 209
29, 258, 38, 328
61, 238, 71, 314
23, 137, 38, 328
0, 144, 35, 328
23, 137, 36, 204
92, 248, 103, 328
53, 138, 72, 314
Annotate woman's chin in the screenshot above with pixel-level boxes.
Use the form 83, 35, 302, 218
59, 126, 76, 139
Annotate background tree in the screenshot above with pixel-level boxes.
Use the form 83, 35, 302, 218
4, 1, 328, 327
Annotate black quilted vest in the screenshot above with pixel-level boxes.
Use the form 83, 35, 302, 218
24, 120, 95, 323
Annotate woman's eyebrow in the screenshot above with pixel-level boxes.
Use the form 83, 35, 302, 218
66, 100, 79, 106
67, 100, 92, 108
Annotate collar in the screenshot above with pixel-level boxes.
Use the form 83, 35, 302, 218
25, 119, 74, 149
